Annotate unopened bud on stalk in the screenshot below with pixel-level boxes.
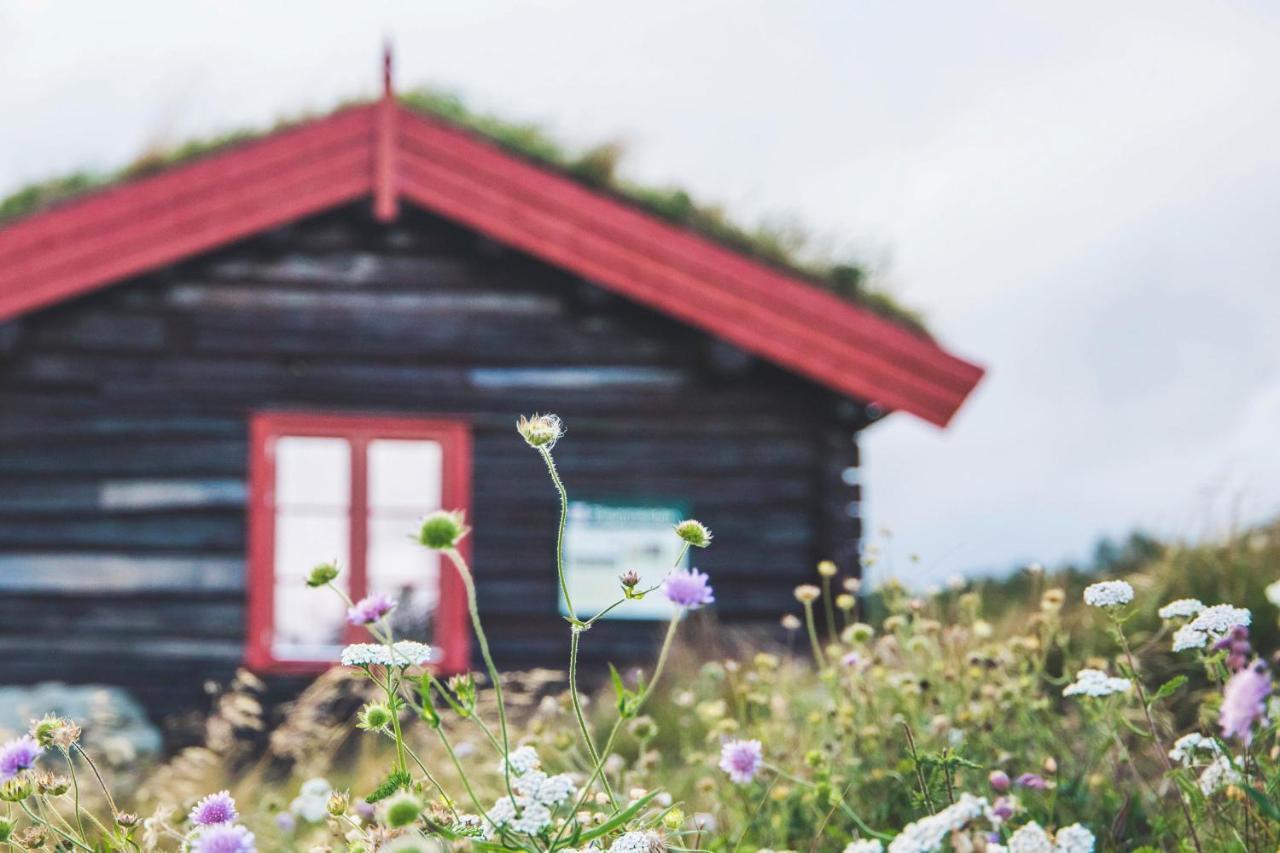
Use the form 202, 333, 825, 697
418, 510, 470, 550
384, 792, 423, 828
842, 577, 862, 593
357, 702, 393, 731
0, 779, 31, 802
674, 519, 713, 548
619, 570, 641, 592
115, 812, 140, 828
306, 561, 341, 588
817, 560, 837, 577
516, 413, 564, 449
327, 790, 350, 817
835, 593, 855, 611
780, 614, 802, 631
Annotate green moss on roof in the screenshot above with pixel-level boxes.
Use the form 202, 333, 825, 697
0, 89, 927, 336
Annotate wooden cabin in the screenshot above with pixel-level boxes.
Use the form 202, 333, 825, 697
0, 61, 983, 718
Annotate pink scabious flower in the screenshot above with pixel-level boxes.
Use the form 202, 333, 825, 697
988, 770, 1011, 793
719, 738, 763, 784
1220, 659, 1271, 745
0, 735, 41, 780
663, 568, 715, 610
1015, 772, 1048, 790
190, 790, 239, 826
346, 593, 396, 626
191, 823, 256, 853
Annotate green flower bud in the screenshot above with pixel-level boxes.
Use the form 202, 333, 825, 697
417, 510, 469, 550
306, 561, 341, 588
627, 715, 658, 741
674, 519, 712, 548
0, 816, 13, 842
327, 790, 350, 817
661, 808, 684, 830
384, 792, 424, 828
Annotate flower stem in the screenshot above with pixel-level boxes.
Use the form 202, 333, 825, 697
802, 601, 827, 669
538, 446, 575, 620
443, 548, 515, 801
1113, 617, 1204, 853
569, 626, 616, 809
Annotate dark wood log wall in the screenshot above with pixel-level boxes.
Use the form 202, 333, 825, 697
0, 205, 867, 718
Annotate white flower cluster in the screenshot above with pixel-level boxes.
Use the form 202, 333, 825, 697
986, 822, 1094, 853
1082, 580, 1133, 608
1171, 604, 1251, 652
1168, 732, 1223, 765
483, 747, 579, 839
1063, 669, 1131, 698
290, 777, 332, 822
339, 641, 436, 667
887, 793, 987, 853
1197, 754, 1242, 795
1157, 598, 1204, 619
608, 832, 662, 853
1267, 580, 1280, 608
843, 841, 884, 853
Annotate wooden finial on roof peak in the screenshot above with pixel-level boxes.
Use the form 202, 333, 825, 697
382, 40, 394, 100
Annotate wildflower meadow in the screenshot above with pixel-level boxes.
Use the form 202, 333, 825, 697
4, 414, 1280, 852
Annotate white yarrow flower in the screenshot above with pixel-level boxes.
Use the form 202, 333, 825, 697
1063, 668, 1132, 698
1157, 598, 1204, 620
1053, 823, 1096, 853
888, 794, 987, 853
1008, 821, 1054, 853
1082, 580, 1133, 608
1169, 732, 1223, 765
1171, 604, 1250, 652
843, 842, 884, 853
500, 746, 542, 776
1197, 754, 1242, 795
339, 641, 435, 667
1172, 625, 1209, 652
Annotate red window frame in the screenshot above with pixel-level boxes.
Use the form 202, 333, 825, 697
245, 411, 472, 675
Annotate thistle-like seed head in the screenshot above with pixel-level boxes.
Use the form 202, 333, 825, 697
417, 510, 470, 550
516, 413, 564, 449
674, 519, 713, 548
0, 779, 31, 803
794, 584, 821, 604
357, 702, 394, 731
327, 790, 350, 817
31, 714, 80, 750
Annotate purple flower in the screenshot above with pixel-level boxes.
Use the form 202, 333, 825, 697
989, 796, 1015, 822
190, 790, 238, 826
274, 813, 296, 833
1015, 773, 1048, 790
842, 651, 863, 668
1221, 659, 1271, 745
192, 824, 256, 853
663, 569, 715, 610
0, 735, 41, 780
346, 593, 395, 626
719, 738, 763, 784
988, 770, 1010, 793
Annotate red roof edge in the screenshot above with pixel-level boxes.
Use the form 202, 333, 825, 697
0, 95, 984, 427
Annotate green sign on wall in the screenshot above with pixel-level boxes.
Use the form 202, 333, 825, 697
561, 500, 690, 620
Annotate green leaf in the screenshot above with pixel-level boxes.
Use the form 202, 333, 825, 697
366, 770, 412, 803
1246, 786, 1280, 823
576, 791, 660, 842
1149, 675, 1188, 706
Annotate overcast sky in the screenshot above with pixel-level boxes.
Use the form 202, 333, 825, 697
3, 1, 1278, 584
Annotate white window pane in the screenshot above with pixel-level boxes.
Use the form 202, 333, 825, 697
368, 515, 440, 644
276, 436, 350, 507
272, 508, 349, 660
369, 439, 442, 511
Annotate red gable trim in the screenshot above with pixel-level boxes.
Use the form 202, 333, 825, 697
0, 102, 983, 426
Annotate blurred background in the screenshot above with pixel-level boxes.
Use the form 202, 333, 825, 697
2, 0, 1278, 586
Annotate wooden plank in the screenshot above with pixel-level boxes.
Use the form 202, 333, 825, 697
0, 554, 244, 593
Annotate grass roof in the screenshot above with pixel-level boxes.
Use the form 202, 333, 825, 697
0, 89, 927, 336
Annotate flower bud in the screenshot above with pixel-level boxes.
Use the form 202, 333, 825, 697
627, 716, 658, 741
662, 808, 685, 830
327, 790, 350, 817
516, 413, 564, 449
674, 519, 713, 548
817, 560, 837, 577
794, 584, 821, 604
780, 614, 802, 631
0, 779, 31, 802
842, 577, 862, 593
306, 561, 341, 588
34, 772, 69, 797
31, 714, 80, 750
115, 812, 140, 828
619, 570, 641, 590
835, 593, 855, 611
988, 770, 1010, 793
418, 510, 470, 550
0, 817, 12, 842
384, 792, 424, 828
